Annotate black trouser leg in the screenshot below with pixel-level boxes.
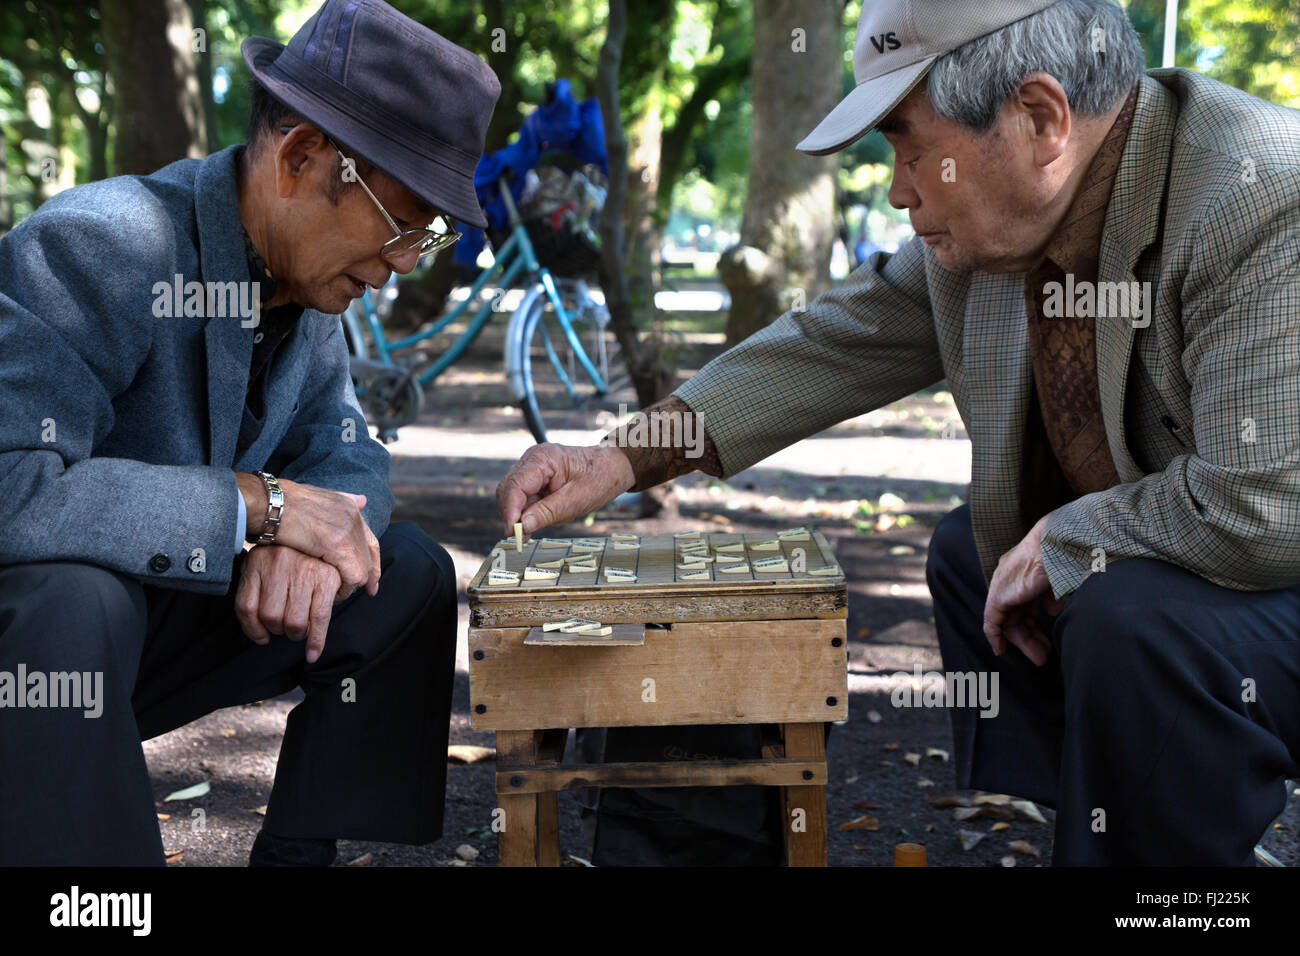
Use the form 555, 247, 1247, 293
927, 504, 1300, 865
1, 522, 457, 864
133, 522, 459, 845
0, 563, 163, 865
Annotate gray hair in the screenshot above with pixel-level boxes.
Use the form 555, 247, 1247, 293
924, 0, 1146, 132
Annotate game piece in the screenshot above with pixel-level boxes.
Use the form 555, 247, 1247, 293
610, 533, 638, 542
673, 530, 701, 539
718, 562, 750, 573
678, 561, 707, 571
487, 569, 520, 586
714, 542, 745, 554
537, 538, 570, 548
753, 556, 790, 572
523, 566, 560, 581
778, 527, 811, 541
715, 553, 743, 564
678, 568, 710, 581
533, 558, 564, 570
514, 522, 523, 553
749, 539, 779, 552
572, 538, 606, 552
808, 565, 842, 576
604, 567, 637, 582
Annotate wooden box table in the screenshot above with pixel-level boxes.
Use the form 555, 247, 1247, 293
466, 530, 849, 866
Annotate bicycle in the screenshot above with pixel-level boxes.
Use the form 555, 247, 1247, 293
342, 181, 632, 445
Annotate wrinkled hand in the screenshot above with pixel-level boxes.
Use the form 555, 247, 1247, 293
983, 513, 1067, 667
235, 545, 345, 663
496, 443, 635, 537
260, 477, 380, 600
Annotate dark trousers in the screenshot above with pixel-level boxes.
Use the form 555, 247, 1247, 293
0, 522, 457, 865
927, 504, 1300, 865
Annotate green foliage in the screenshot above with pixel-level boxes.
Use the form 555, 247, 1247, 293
1, 0, 1296, 229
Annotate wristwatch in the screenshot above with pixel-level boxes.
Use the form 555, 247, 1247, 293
254, 470, 284, 545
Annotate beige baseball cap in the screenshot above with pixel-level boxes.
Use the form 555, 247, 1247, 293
797, 0, 1061, 154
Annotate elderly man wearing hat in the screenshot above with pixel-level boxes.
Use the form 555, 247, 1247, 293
0, 0, 498, 865
498, 0, 1300, 865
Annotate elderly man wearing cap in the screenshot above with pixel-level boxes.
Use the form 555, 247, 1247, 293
0, 0, 499, 865
498, 0, 1300, 865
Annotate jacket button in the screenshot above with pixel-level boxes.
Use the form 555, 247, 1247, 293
148, 554, 171, 573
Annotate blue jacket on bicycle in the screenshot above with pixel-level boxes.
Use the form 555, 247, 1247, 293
454, 79, 608, 269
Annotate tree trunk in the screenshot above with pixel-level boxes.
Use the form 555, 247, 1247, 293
596, 0, 675, 518
722, 0, 840, 346
101, 0, 207, 175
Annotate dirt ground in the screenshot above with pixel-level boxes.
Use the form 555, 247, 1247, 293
143, 295, 1300, 867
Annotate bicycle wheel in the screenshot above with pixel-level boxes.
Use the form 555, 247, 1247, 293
517, 291, 634, 444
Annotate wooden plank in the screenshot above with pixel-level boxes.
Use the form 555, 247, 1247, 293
495, 730, 538, 867
496, 758, 826, 793
782, 723, 827, 867
470, 619, 849, 730
471, 589, 846, 628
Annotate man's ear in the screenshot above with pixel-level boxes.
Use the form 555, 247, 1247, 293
273, 125, 330, 200
1012, 72, 1071, 168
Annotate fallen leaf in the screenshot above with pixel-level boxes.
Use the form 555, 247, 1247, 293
959, 829, 986, 851
855, 626, 871, 640
889, 545, 916, 556
839, 815, 881, 831
1011, 800, 1048, 824
563, 855, 594, 867
904, 752, 922, 767
1008, 840, 1041, 858
926, 794, 970, 809
164, 850, 184, 864
925, 824, 936, 833
250, 805, 267, 816
973, 792, 1013, 806
449, 859, 468, 867
447, 745, 496, 765
852, 800, 882, 810
346, 853, 373, 867
882, 741, 899, 751
844, 776, 860, 785
219, 729, 237, 738
1000, 855, 1017, 867
156, 813, 171, 821
926, 747, 950, 762
163, 781, 210, 802
867, 710, 883, 724
916, 778, 935, 788
952, 804, 1013, 822
991, 822, 1011, 832
455, 844, 480, 862
852, 843, 871, 851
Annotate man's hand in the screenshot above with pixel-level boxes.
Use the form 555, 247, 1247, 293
496, 443, 635, 537
237, 473, 380, 601
983, 513, 1067, 667
235, 545, 345, 663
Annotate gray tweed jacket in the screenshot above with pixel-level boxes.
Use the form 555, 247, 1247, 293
0, 145, 392, 595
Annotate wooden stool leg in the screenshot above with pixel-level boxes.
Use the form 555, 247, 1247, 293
535, 729, 567, 867
781, 722, 827, 867
496, 730, 539, 866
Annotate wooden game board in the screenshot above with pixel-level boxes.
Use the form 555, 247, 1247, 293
467, 530, 846, 627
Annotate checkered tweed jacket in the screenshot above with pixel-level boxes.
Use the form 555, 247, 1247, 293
675, 69, 1300, 599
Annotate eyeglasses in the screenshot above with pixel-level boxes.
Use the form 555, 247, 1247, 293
278, 125, 461, 264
